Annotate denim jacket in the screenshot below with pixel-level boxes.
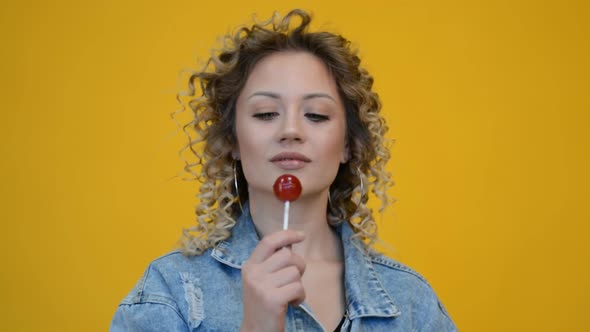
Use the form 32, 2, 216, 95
111, 205, 457, 331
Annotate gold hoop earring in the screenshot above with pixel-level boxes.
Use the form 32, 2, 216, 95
233, 161, 245, 215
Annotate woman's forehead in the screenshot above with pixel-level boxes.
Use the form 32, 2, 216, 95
239, 52, 340, 102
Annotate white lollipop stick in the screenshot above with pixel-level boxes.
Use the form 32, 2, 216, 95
283, 201, 290, 230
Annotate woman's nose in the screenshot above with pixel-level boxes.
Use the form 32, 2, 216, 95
278, 109, 305, 143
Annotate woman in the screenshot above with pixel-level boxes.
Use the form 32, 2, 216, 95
111, 9, 456, 331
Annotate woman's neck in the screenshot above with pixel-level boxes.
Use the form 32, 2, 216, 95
248, 190, 343, 262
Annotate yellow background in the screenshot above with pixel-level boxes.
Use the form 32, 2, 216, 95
1, 0, 588, 331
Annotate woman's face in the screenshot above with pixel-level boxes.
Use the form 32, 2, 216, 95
235, 51, 348, 200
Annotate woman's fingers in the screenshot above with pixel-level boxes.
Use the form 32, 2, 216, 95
278, 281, 306, 307
263, 247, 306, 275
270, 265, 303, 288
248, 230, 304, 264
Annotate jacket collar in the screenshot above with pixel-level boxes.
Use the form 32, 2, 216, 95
210, 203, 259, 269
211, 203, 400, 319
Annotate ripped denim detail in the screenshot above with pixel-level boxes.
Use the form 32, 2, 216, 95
179, 272, 205, 329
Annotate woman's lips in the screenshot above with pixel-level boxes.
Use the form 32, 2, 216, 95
270, 152, 311, 170
272, 159, 308, 170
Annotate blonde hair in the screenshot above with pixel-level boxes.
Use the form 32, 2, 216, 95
176, 9, 393, 256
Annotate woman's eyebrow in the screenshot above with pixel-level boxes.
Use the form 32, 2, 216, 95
302, 93, 336, 102
247, 91, 336, 102
247, 91, 280, 100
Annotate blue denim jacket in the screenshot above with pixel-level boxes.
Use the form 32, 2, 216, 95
111, 205, 457, 331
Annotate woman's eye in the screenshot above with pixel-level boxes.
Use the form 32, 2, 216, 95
253, 112, 279, 121
305, 113, 330, 122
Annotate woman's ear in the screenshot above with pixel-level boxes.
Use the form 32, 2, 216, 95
232, 146, 240, 160
341, 142, 350, 163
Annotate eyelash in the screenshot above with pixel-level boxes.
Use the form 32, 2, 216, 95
305, 113, 330, 122
252, 112, 330, 122
253, 112, 279, 121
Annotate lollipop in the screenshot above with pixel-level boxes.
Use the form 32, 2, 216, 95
273, 174, 302, 230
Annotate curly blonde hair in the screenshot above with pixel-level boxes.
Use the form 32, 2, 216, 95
176, 9, 393, 256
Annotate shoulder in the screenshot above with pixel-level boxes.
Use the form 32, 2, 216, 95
112, 250, 220, 331
368, 251, 431, 289
120, 252, 184, 300
368, 252, 457, 331
120, 250, 217, 305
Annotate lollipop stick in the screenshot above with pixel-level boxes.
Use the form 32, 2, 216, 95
283, 201, 290, 230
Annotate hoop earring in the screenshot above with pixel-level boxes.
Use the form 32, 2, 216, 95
351, 166, 365, 217
233, 161, 245, 215
357, 166, 365, 199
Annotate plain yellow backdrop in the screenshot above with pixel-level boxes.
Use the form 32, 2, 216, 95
1, 0, 588, 331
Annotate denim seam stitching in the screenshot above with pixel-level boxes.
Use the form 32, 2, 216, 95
370, 256, 429, 284
118, 300, 186, 325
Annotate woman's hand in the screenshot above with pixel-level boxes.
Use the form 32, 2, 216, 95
240, 230, 306, 332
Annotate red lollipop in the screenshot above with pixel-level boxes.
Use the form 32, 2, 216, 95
273, 174, 302, 230
273, 174, 302, 202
